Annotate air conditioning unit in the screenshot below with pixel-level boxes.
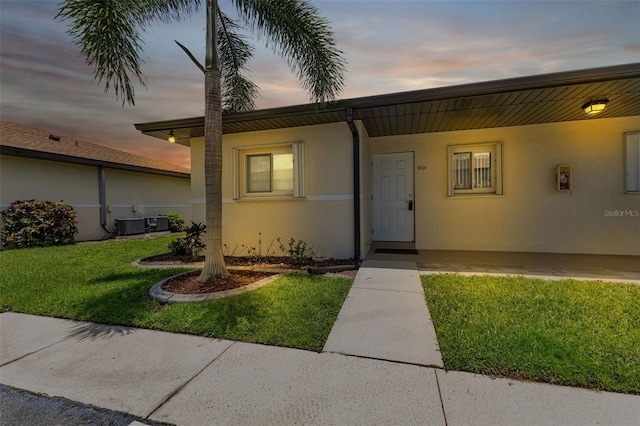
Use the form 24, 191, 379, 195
116, 218, 145, 236
154, 216, 169, 232
144, 217, 158, 233
143, 217, 170, 233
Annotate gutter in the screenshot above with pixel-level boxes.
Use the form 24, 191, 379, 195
133, 62, 640, 140
97, 166, 116, 235
0, 146, 190, 179
346, 107, 361, 261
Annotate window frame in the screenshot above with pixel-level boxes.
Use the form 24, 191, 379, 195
624, 132, 640, 194
447, 142, 503, 197
232, 142, 305, 200
246, 153, 274, 193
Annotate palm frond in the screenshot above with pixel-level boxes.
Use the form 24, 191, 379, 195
56, 0, 200, 106
175, 40, 206, 73
137, 0, 202, 24
231, 0, 346, 105
217, 10, 259, 112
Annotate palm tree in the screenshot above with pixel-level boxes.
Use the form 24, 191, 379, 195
57, 0, 346, 282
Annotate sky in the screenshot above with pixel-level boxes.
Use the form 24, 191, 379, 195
1, 1, 638, 169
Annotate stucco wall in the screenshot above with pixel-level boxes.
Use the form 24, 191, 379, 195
191, 122, 357, 259
370, 116, 640, 255
0, 156, 102, 240
104, 168, 191, 226
1, 155, 191, 242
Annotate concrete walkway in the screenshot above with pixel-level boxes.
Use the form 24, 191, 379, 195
2, 309, 639, 425
323, 260, 443, 367
366, 249, 640, 283
2, 257, 640, 424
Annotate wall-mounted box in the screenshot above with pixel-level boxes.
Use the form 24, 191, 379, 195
556, 165, 572, 192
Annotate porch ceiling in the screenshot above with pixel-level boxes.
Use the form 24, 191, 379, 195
135, 63, 640, 145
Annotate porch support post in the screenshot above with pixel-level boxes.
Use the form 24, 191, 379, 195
346, 107, 361, 261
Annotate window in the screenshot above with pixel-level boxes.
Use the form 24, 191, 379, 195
246, 152, 293, 193
624, 132, 640, 193
447, 142, 503, 196
233, 142, 304, 199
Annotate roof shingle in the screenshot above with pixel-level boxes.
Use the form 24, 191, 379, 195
0, 121, 190, 177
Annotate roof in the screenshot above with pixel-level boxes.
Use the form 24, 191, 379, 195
0, 121, 190, 178
135, 62, 640, 145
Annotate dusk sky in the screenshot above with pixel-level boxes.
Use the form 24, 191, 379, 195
1, 1, 638, 169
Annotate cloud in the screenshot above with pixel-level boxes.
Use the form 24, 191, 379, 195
624, 44, 640, 55
329, 1, 638, 81
0, 1, 200, 168
1, 0, 638, 171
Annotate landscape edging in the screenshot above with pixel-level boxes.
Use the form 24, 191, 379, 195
148, 270, 283, 304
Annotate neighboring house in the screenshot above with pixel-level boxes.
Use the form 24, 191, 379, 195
0, 121, 191, 241
135, 63, 640, 259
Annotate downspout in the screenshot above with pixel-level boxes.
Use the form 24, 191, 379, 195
98, 166, 112, 235
346, 107, 361, 261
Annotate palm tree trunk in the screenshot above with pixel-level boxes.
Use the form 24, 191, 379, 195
199, 39, 229, 281
199, 0, 228, 282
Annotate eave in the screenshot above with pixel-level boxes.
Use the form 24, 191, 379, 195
0, 146, 190, 179
134, 63, 640, 146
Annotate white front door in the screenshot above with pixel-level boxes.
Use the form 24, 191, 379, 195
372, 152, 415, 242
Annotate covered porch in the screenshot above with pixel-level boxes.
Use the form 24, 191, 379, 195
366, 249, 640, 282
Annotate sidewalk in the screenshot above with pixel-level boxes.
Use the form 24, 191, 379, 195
323, 260, 443, 367
1, 259, 639, 425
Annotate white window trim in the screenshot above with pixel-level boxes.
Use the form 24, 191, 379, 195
624, 132, 640, 194
447, 142, 503, 197
232, 142, 305, 200
292, 142, 305, 197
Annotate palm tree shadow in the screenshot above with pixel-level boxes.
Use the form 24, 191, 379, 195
67, 322, 135, 341
86, 268, 189, 286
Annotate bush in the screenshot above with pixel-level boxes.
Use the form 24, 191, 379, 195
277, 237, 317, 262
168, 222, 206, 259
1, 200, 78, 249
162, 212, 185, 233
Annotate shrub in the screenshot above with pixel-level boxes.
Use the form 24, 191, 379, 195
1, 200, 78, 249
162, 212, 185, 233
168, 238, 189, 256
168, 222, 206, 259
277, 237, 317, 262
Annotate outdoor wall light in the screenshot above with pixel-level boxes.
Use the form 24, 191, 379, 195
168, 130, 176, 143
582, 99, 608, 115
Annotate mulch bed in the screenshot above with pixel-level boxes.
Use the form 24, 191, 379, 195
162, 270, 276, 294
140, 252, 356, 270
146, 253, 358, 295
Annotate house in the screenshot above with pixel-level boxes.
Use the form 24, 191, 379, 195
0, 121, 191, 241
134, 63, 640, 260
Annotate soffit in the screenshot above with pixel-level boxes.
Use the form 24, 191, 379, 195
134, 63, 640, 144
354, 78, 640, 137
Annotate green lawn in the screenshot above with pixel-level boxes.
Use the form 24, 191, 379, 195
422, 273, 640, 394
0, 236, 352, 352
